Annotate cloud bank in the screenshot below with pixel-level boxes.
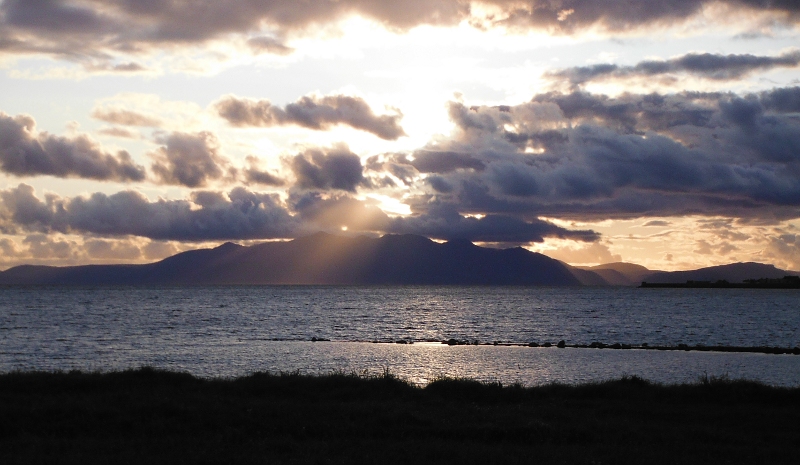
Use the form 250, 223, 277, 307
377, 87, 800, 222
2, 1, 798, 67
548, 51, 800, 87
0, 184, 298, 241
0, 183, 598, 244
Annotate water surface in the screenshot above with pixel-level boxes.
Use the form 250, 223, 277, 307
2, 286, 799, 385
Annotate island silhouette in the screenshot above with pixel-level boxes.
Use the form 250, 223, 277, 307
0, 233, 797, 286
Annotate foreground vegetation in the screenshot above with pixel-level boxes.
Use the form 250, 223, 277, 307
1, 368, 799, 464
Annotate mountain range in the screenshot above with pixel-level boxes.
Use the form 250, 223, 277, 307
0, 233, 796, 286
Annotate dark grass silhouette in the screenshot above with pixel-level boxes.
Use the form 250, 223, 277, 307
1, 368, 799, 464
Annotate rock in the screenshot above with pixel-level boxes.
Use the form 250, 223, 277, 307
557, 340, 566, 348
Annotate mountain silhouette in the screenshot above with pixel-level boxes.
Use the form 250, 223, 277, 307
641, 262, 797, 284
577, 262, 658, 286
0, 233, 587, 286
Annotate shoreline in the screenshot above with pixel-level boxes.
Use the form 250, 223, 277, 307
313, 338, 800, 355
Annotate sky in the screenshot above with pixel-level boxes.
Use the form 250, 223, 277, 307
1, 0, 800, 272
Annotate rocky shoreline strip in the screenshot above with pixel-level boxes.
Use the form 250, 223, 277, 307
329, 338, 800, 355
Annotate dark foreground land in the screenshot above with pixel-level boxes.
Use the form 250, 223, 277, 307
2, 369, 799, 465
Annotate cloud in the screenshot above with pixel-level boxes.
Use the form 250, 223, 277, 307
693, 238, 739, 256
289, 192, 391, 232
84, 238, 143, 260
762, 233, 800, 270
0, 237, 21, 258
410, 151, 486, 173
289, 145, 365, 192
0, 112, 146, 181
0, 0, 465, 60
0, 182, 601, 246
243, 156, 286, 187
215, 94, 406, 140
365, 153, 418, 185
547, 51, 800, 87
286, 191, 599, 243
91, 108, 163, 127
496, 0, 800, 33
83, 61, 148, 74
97, 127, 141, 139
0, 233, 196, 269
642, 220, 672, 227
387, 202, 599, 243
393, 88, 800, 222
143, 240, 183, 261
427, 176, 455, 193
246, 36, 294, 55
4, 1, 797, 69
542, 241, 622, 265
0, 184, 299, 241
22, 233, 76, 260
149, 131, 230, 187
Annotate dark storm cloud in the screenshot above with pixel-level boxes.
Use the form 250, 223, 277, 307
410, 151, 486, 173
0, 182, 599, 245
285, 191, 599, 243
496, 0, 800, 33
149, 132, 229, 188
215, 95, 406, 140
387, 203, 599, 243
289, 146, 365, 192
760, 86, 800, 113
2, 1, 798, 66
0, 112, 146, 182
0, 184, 298, 241
427, 176, 455, 193
401, 88, 800, 221
548, 51, 800, 87
2, 0, 117, 35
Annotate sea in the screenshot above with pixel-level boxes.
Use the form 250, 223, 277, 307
1, 286, 799, 386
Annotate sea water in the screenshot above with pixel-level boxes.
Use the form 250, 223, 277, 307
1, 286, 799, 385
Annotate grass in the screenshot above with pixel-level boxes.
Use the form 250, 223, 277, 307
1, 368, 799, 464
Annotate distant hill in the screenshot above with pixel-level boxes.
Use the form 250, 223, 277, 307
0, 233, 592, 286
564, 266, 612, 286
575, 262, 657, 286
641, 262, 798, 284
